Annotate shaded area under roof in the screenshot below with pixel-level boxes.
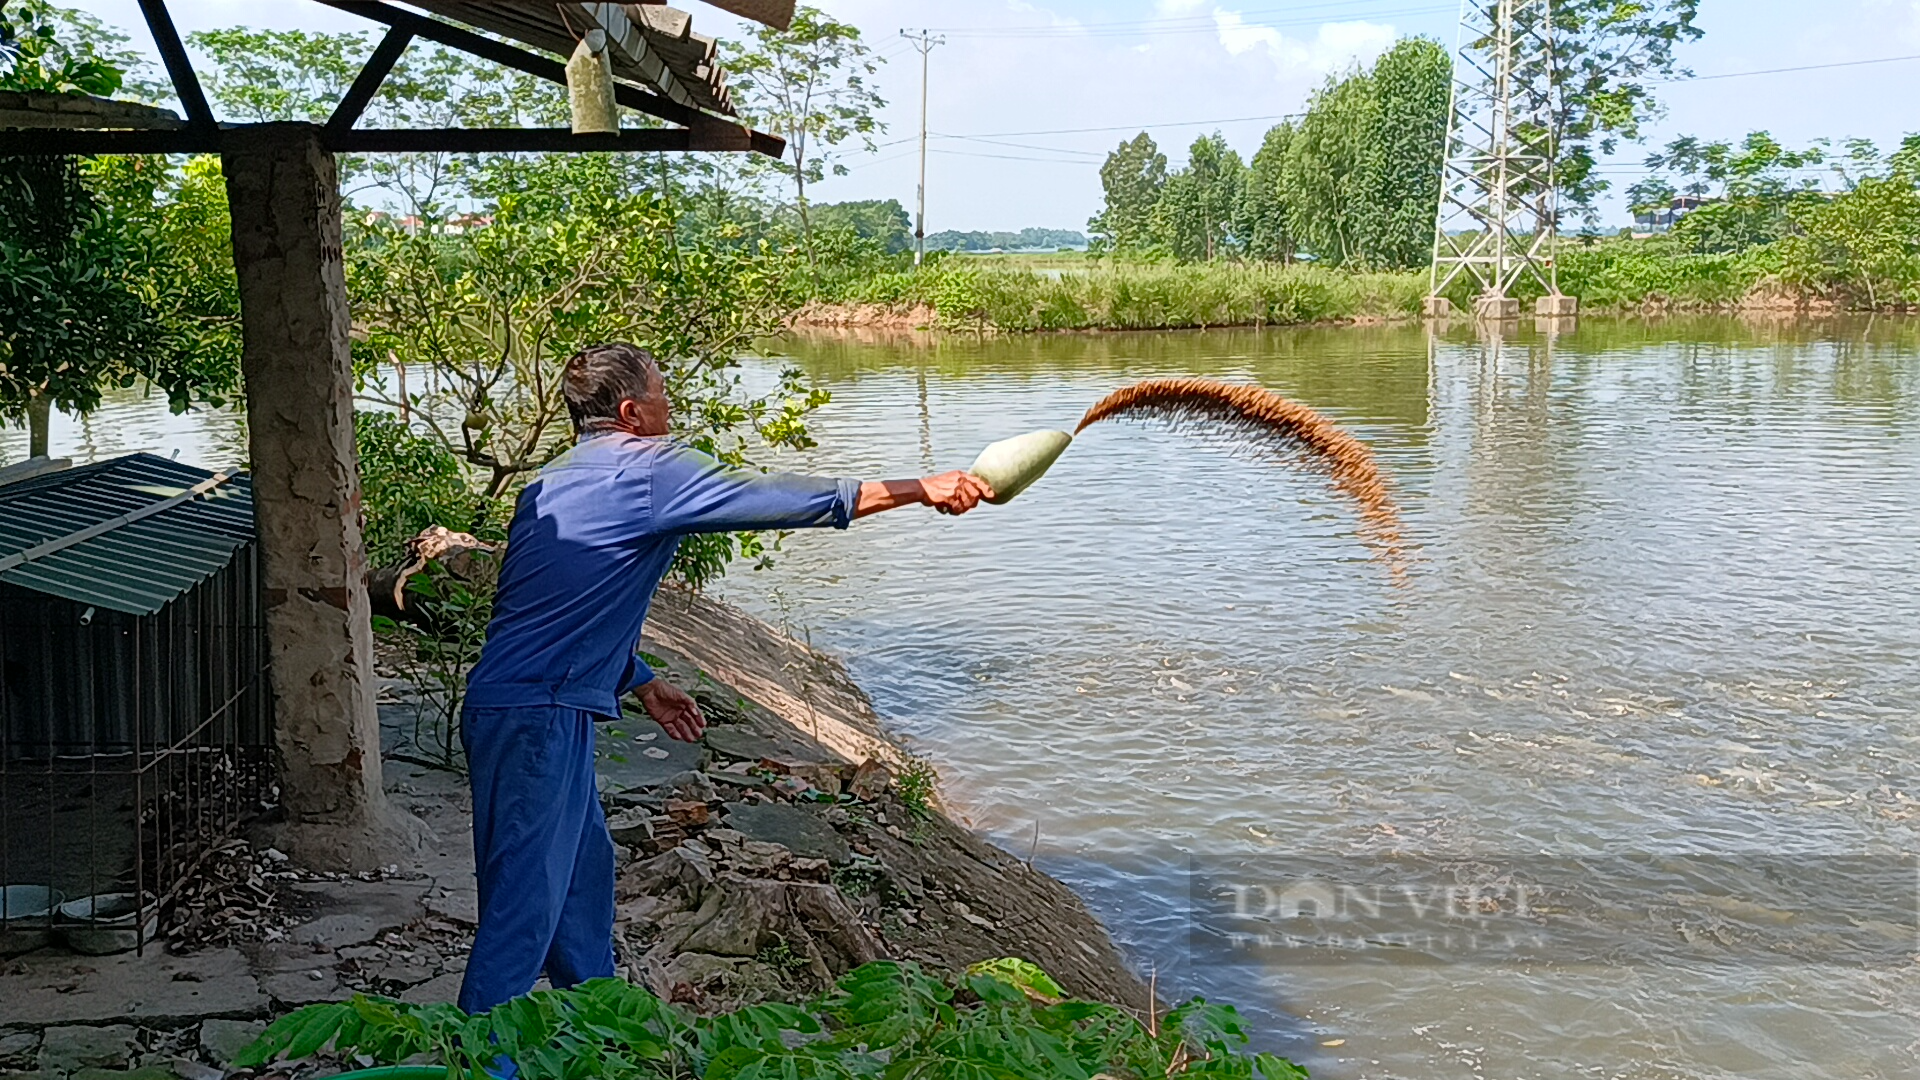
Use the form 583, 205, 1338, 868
0, 455, 254, 617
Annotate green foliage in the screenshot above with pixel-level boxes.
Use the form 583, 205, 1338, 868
729, 6, 887, 267
1089, 132, 1169, 255
355, 412, 488, 565
237, 960, 1304, 1080
876, 262, 1424, 331
1780, 174, 1920, 308
1155, 133, 1245, 264
0, 0, 151, 97
894, 758, 939, 818
1091, 39, 1446, 270
1515, 0, 1704, 221
809, 199, 913, 254
926, 228, 1087, 253
371, 559, 496, 769
1353, 38, 1451, 269
1241, 124, 1296, 265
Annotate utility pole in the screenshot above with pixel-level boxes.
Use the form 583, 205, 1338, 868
1427, 0, 1576, 320
901, 29, 943, 266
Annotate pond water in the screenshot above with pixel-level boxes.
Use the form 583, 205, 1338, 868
9, 317, 1916, 1080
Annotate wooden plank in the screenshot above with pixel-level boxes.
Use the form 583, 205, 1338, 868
686, 0, 794, 30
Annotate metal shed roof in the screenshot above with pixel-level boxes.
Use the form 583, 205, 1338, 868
0, 455, 254, 617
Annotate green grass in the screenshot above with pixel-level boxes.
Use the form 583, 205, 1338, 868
840, 260, 1426, 331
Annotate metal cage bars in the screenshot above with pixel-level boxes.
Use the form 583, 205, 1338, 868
0, 546, 274, 956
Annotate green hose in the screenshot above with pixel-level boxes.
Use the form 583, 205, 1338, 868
325, 1067, 457, 1080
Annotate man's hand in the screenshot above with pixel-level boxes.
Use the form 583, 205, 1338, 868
921, 470, 995, 515
855, 472, 996, 518
637, 677, 705, 742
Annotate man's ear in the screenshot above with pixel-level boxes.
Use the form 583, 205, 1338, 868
616, 397, 646, 426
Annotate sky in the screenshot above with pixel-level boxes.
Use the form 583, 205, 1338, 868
82, 0, 1920, 232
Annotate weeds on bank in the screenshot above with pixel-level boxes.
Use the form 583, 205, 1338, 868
237, 958, 1307, 1080
839, 261, 1425, 331
894, 758, 939, 819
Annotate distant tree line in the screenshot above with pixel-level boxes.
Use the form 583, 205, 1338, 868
925, 228, 1087, 252
1089, 38, 1451, 269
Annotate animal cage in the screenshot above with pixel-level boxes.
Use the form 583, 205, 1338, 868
0, 454, 274, 955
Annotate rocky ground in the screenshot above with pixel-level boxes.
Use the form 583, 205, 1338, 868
0, 590, 1147, 1078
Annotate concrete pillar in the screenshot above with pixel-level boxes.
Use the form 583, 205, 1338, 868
1421, 296, 1453, 319
1474, 295, 1522, 320
223, 123, 416, 870
1535, 293, 1579, 317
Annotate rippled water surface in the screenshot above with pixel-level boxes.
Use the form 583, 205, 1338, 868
11, 318, 1916, 1079
722, 319, 1920, 1080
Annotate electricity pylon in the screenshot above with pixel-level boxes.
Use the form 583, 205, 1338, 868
1427, 0, 1576, 319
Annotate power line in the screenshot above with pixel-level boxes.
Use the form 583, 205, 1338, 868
938, 112, 1305, 140
919, 0, 1454, 38
928, 148, 1094, 165
1660, 52, 1920, 83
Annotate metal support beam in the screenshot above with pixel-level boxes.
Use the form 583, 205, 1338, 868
0, 128, 222, 155
317, 2, 782, 158
326, 25, 414, 134
331, 127, 692, 153
318, 3, 681, 123
135, 0, 214, 130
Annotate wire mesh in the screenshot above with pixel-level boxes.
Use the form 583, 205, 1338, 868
0, 541, 274, 956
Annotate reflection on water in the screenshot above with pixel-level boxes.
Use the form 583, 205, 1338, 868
721, 318, 1919, 1080
12, 318, 1917, 1079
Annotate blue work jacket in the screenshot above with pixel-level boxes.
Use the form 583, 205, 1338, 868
464, 432, 861, 717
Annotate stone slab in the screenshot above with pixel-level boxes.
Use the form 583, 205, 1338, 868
398, 970, 464, 1006
597, 716, 707, 792
286, 879, 430, 948
39, 1025, 138, 1074
258, 969, 345, 1008
0, 948, 266, 1027
721, 803, 849, 865
196, 1020, 266, 1067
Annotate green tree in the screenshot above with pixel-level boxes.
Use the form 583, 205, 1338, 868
728, 5, 887, 267
1281, 65, 1376, 266
1644, 131, 1827, 252
1514, 0, 1704, 224
1353, 37, 1450, 269
0, 3, 228, 457
810, 198, 912, 252
187, 26, 569, 216
1089, 132, 1167, 255
1154, 132, 1245, 262
1240, 122, 1296, 263
1781, 167, 1920, 309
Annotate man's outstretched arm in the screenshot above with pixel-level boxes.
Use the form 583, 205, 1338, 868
856, 472, 994, 517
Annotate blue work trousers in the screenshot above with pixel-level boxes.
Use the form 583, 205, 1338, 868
457, 705, 616, 1014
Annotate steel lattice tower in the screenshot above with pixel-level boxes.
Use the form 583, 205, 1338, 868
1428, 0, 1574, 318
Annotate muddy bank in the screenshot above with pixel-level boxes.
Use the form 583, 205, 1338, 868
624, 587, 1151, 1011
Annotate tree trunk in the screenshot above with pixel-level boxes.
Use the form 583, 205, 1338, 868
223, 122, 420, 871
26, 391, 50, 459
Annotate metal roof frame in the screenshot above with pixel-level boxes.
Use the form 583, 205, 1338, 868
0, 0, 785, 159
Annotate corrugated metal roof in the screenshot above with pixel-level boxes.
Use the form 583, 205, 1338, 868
0, 454, 254, 617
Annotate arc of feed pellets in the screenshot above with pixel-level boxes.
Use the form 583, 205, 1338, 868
1074, 378, 1408, 569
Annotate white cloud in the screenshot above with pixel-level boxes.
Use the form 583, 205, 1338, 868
1214, 11, 1399, 75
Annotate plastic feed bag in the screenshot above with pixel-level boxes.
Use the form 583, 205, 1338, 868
968, 430, 1073, 505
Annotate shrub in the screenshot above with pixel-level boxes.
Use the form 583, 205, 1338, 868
237, 958, 1308, 1080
